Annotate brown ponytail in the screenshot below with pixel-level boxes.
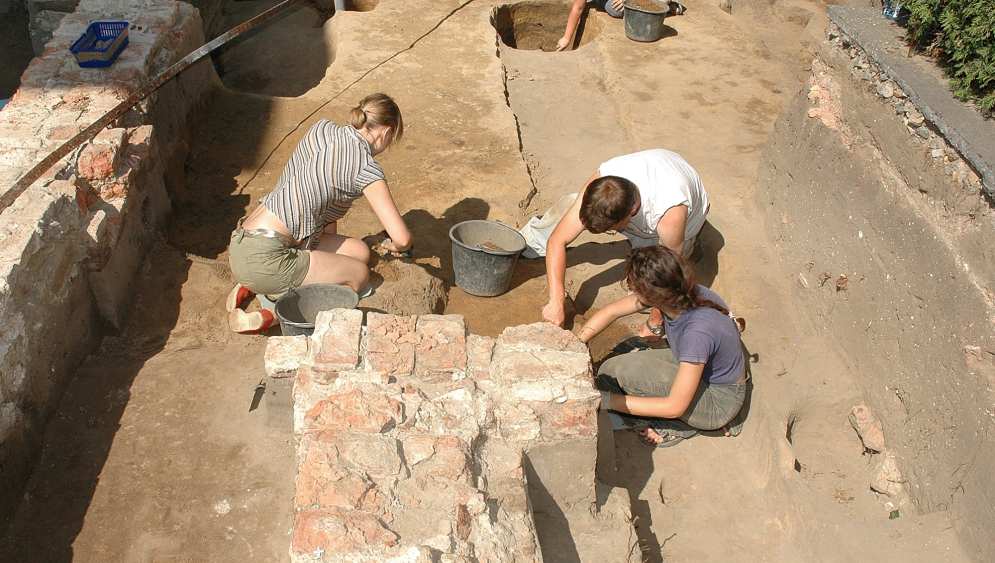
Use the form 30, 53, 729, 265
625, 245, 730, 317
349, 93, 404, 145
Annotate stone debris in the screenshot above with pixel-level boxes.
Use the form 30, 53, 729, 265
870, 450, 904, 496
849, 403, 886, 452
264, 314, 637, 562
823, 24, 984, 193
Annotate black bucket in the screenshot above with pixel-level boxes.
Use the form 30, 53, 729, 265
274, 284, 359, 336
449, 220, 526, 297
623, 0, 667, 42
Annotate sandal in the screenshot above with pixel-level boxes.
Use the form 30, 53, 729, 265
638, 425, 697, 448
669, 1, 687, 15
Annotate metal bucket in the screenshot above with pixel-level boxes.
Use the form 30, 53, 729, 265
449, 220, 526, 297
623, 0, 668, 42
274, 284, 359, 336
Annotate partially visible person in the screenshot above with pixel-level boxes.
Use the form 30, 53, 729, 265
226, 93, 412, 333
523, 149, 708, 328
577, 245, 747, 447
557, 0, 686, 52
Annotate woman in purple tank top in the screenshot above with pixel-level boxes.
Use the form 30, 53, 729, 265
577, 245, 748, 447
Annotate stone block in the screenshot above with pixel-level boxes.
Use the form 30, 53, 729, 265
366, 313, 418, 377
291, 508, 399, 557
497, 323, 588, 355
491, 348, 592, 387
414, 314, 467, 380
264, 335, 309, 378
311, 308, 363, 372
849, 403, 886, 452
303, 389, 404, 435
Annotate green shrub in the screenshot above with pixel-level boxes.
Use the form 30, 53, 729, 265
905, 0, 995, 115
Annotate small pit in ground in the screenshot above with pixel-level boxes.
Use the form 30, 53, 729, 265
213, 0, 332, 97
493, 2, 602, 52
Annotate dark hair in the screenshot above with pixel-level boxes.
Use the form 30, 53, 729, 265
579, 176, 640, 233
349, 93, 404, 145
625, 245, 730, 317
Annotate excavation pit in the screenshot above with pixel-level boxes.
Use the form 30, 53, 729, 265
493, 2, 602, 51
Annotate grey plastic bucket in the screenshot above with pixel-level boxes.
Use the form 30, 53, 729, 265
623, 0, 667, 42
274, 283, 359, 336
449, 220, 526, 297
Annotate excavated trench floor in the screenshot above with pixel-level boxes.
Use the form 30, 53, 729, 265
0, 0, 980, 561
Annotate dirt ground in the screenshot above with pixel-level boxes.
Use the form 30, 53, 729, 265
0, 0, 982, 561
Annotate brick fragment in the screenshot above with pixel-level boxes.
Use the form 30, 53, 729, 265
849, 404, 886, 452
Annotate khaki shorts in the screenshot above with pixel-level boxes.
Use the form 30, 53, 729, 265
229, 227, 310, 296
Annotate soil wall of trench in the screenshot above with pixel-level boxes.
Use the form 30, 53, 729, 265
755, 40, 995, 561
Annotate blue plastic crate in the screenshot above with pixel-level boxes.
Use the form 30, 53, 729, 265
70, 21, 129, 68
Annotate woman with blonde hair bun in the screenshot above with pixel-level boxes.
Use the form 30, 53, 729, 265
225, 93, 412, 333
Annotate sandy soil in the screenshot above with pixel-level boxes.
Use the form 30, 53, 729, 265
0, 0, 980, 561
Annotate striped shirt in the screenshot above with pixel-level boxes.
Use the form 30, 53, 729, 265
260, 120, 386, 245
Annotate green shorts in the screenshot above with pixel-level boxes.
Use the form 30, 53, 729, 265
229, 227, 310, 296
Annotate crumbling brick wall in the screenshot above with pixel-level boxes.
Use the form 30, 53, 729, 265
0, 0, 218, 530
265, 313, 639, 562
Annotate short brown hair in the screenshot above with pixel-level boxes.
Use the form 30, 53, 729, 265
579, 176, 639, 233
349, 93, 404, 145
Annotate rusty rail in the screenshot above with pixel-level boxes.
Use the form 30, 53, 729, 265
0, 0, 304, 215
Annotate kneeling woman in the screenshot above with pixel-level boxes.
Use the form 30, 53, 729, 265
578, 245, 747, 447
227, 93, 412, 333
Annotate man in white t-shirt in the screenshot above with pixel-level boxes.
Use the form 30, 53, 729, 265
528, 149, 708, 328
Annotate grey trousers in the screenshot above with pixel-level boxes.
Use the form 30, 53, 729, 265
597, 348, 746, 431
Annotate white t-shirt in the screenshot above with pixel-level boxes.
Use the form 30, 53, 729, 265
598, 149, 708, 245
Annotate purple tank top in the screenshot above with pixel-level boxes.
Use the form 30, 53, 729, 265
663, 285, 745, 386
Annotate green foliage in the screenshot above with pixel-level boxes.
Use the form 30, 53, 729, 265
905, 0, 995, 115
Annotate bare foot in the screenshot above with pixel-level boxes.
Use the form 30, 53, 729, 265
638, 427, 682, 446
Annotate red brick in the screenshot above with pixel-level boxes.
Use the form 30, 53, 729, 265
296, 433, 377, 510
414, 315, 467, 380
77, 142, 120, 180
304, 389, 403, 434
292, 508, 398, 555
366, 313, 418, 376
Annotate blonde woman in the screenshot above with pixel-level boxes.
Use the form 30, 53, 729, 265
226, 93, 412, 333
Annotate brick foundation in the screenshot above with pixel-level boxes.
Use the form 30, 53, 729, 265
266, 314, 638, 562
